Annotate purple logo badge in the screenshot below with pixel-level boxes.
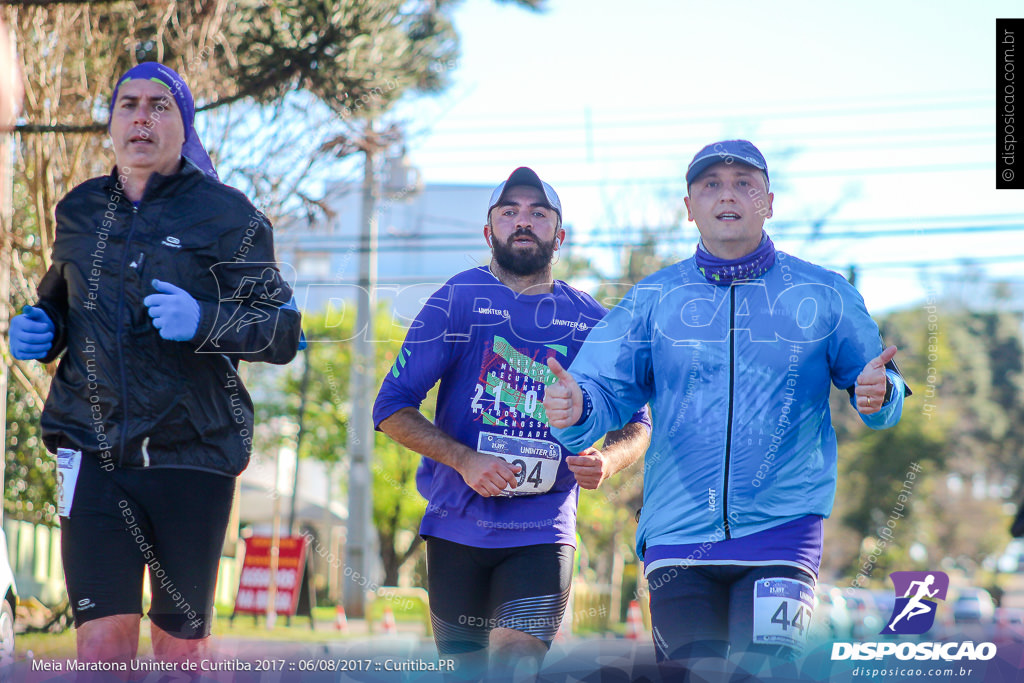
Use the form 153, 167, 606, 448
880, 571, 949, 635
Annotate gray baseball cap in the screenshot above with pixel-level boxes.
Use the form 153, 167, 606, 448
487, 167, 562, 220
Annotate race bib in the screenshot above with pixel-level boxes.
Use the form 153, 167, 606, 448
752, 577, 815, 650
56, 448, 83, 517
477, 433, 560, 496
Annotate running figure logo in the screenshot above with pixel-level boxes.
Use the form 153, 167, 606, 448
880, 571, 949, 635
197, 263, 290, 354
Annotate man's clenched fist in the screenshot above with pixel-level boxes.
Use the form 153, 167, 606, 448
544, 358, 583, 428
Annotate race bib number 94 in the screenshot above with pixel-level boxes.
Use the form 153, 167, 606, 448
752, 578, 815, 650
477, 433, 560, 496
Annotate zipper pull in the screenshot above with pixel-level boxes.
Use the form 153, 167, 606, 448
129, 252, 145, 272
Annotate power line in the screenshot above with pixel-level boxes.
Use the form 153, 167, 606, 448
287, 219, 1024, 247
843, 254, 1024, 271
415, 161, 990, 178
584, 217, 1024, 240
424, 97, 991, 134
430, 125, 990, 154
285, 253, 1024, 282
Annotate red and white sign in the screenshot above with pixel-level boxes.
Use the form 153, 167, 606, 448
234, 535, 308, 615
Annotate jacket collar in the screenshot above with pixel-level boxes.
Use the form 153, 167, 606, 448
103, 157, 207, 201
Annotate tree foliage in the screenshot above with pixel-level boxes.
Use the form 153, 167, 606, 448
231, 0, 457, 118
824, 292, 1024, 583
2, 0, 542, 525
248, 309, 429, 586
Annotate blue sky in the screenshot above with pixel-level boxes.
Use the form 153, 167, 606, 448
390, 0, 1021, 312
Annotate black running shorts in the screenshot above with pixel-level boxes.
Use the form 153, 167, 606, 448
60, 452, 235, 639
425, 536, 573, 655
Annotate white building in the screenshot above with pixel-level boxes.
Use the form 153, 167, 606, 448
278, 156, 493, 320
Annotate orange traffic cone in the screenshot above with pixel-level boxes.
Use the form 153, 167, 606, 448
625, 599, 644, 640
335, 604, 348, 632
382, 605, 397, 636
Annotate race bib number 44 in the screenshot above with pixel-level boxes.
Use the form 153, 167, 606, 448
752, 578, 815, 650
56, 448, 83, 517
477, 433, 560, 496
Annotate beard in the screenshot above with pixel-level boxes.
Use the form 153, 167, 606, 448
491, 230, 558, 276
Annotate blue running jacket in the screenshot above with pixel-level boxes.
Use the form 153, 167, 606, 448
552, 251, 905, 558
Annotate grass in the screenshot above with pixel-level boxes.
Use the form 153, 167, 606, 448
16, 602, 431, 661
15, 619, 381, 663
216, 601, 427, 627
16, 615, 341, 661
17, 630, 77, 659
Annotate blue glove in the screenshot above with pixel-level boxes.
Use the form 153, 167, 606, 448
9, 305, 55, 360
143, 279, 201, 341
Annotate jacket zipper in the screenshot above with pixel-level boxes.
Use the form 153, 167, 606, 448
722, 285, 736, 539
115, 204, 139, 467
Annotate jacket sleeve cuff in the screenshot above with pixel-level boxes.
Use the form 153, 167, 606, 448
189, 301, 217, 347
36, 300, 68, 364
574, 388, 594, 426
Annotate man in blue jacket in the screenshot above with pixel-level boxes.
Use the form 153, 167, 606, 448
544, 140, 906, 668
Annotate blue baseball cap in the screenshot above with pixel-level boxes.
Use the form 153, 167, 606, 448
686, 139, 769, 189
488, 167, 562, 220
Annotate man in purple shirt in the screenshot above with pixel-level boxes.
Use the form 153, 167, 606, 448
374, 168, 650, 680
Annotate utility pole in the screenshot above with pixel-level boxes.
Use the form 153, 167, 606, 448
344, 127, 380, 618
288, 346, 313, 535
266, 445, 283, 629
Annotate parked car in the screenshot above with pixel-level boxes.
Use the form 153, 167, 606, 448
811, 583, 854, 640
952, 587, 996, 624
845, 588, 884, 639
989, 607, 1024, 645
0, 529, 17, 670
997, 540, 1024, 574
868, 589, 896, 623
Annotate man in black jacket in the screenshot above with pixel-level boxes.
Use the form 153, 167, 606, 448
8, 62, 301, 666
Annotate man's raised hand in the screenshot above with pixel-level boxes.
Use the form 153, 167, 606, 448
544, 357, 583, 428
855, 345, 897, 415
